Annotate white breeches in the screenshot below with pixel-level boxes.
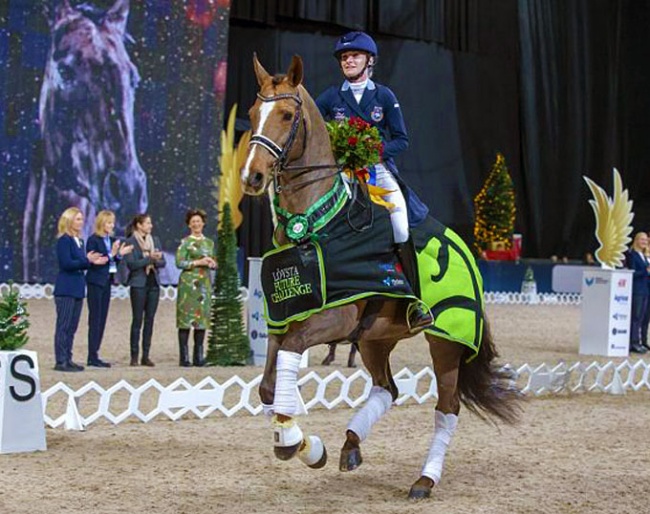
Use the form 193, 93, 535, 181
347, 386, 393, 442
374, 163, 409, 244
421, 410, 459, 484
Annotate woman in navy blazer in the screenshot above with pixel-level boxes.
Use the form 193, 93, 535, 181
86, 210, 133, 367
625, 231, 650, 354
53, 207, 107, 372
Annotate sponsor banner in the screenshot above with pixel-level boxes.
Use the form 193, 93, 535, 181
247, 258, 268, 366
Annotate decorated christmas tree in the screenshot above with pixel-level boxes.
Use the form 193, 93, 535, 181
473, 153, 516, 254
0, 284, 30, 351
206, 202, 250, 365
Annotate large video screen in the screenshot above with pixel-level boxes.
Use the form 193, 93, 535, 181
0, 0, 230, 283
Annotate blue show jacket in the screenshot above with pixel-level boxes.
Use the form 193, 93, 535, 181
315, 80, 429, 226
54, 234, 90, 298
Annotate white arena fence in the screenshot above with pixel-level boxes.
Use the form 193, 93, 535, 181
42, 360, 649, 428
1, 282, 581, 305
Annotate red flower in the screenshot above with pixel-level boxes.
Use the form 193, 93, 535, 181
348, 136, 358, 146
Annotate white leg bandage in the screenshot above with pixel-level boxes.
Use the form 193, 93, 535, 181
274, 350, 303, 416
262, 403, 274, 417
374, 164, 409, 244
421, 410, 458, 484
347, 386, 393, 442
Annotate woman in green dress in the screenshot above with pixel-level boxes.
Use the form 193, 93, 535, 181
175, 209, 217, 366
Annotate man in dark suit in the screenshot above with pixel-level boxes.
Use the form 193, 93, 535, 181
625, 231, 649, 354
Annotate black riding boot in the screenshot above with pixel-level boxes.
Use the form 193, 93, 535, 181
178, 329, 191, 367
193, 329, 206, 367
396, 240, 433, 330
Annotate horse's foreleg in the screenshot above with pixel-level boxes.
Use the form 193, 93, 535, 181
271, 307, 359, 467
259, 335, 281, 415
340, 338, 397, 472
409, 337, 464, 500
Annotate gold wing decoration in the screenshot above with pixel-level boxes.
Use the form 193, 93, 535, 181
583, 168, 634, 268
215, 104, 251, 229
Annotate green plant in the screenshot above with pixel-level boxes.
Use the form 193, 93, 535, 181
0, 283, 30, 351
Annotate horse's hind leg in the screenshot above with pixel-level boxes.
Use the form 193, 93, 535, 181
340, 338, 397, 472
409, 336, 464, 500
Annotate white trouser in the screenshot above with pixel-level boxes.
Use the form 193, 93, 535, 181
373, 163, 409, 244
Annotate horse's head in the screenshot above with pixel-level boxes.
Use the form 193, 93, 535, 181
241, 54, 305, 196
40, 0, 146, 234
43, 0, 138, 111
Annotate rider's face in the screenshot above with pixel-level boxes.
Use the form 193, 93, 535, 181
339, 51, 369, 81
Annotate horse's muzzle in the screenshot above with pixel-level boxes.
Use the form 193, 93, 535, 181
242, 170, 267, 196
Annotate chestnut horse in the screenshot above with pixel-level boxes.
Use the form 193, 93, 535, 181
240, 54, 521, 499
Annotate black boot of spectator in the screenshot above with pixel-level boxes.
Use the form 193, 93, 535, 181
193, 329, 206, 366
179, 329, 191, 367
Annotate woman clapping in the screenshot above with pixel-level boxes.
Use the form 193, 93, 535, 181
124, 214, 166, 366
53, 208, 108, 372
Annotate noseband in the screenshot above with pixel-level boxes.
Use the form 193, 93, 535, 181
249, 91, 339, 193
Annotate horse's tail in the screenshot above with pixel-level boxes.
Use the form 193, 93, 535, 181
457, 316, 523, 425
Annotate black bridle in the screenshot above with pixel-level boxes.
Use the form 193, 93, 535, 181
249, 91, 339, 194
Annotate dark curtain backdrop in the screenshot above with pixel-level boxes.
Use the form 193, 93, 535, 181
227, 0, 650, 265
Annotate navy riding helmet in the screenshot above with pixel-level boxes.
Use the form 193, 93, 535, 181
333, 31, 378, 59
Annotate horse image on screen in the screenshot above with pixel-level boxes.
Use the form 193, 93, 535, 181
22, 0, 147, 280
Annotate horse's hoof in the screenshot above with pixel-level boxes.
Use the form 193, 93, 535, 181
408, 485, 432, 500
307, 444, 328, 469
298, 436, 328, 469
408, 477, 434, 500
339, 447, 363, 472
273, 442, 302, 461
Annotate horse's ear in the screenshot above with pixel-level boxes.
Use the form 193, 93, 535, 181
287, 55, 303, 88
51, 0, 74, 26
104, 0, 130, 35
253, 53, 271, 87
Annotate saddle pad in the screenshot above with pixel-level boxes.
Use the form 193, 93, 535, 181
261, 242, 326, 325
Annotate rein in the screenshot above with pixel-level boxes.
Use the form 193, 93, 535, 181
249, 92, 340, 193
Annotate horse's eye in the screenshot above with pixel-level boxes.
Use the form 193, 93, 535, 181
282, 111, 293, 121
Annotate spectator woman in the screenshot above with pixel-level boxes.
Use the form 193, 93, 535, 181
625, 231, 649, 354
175, 209, 216, 367
124, 214, 166, 366
85, 210, 133, 367
54, 207, 107, 372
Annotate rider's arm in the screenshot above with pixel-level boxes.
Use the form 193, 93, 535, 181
315, 88, 334, 120
381, 88, 409, 160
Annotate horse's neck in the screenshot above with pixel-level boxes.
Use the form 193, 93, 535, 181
276, 90, 336, 216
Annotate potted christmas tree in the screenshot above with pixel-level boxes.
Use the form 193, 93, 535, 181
206, 203, 250, 365
474, 153, 517, 260
0, 283, 29, 352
